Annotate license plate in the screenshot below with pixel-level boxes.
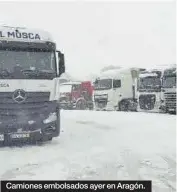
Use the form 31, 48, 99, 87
0, 134, 4, 141
10, 133, 30, 139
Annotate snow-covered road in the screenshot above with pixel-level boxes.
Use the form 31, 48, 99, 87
0, 111, 176, 192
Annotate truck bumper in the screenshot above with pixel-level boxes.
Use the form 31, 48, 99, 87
167, 107, 176, 113
0, 121, 59, 144
0, 101, 60, 144
159, 104, 176, 113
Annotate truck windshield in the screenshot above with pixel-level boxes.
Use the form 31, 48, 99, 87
94, 79, 112, 90
162, 76, 176, 88
138, 77, 161, 92
0, 50, 56, 79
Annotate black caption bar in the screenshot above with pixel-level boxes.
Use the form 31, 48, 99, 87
1, 180, 152, 192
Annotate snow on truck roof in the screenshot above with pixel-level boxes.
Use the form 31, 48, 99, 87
145, 64, 176, 71
97, 67, 140, 79
139, 73, 158, 78
0, 25, 54, 43
60, 81, 81, 86
139, 65, 177, 77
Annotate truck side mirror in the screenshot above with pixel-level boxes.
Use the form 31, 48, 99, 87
57, 51, 65, 77
94, 79, 99, 84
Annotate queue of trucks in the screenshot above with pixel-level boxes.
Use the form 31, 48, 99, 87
137, 65, 176, 114
91, 65, 176, 114
92, 65, 176, 114
59, 65, 176, 114
0, 25, 176, 144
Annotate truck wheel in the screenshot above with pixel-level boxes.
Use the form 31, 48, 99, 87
168, 111, 176, 115
127, 100, 137, 111
76, 100, 87, 110
119, 101, 128, 111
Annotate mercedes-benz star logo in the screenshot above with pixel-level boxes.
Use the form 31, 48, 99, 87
12, 89, 27, 103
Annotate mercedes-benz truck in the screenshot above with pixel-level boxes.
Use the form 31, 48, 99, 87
0, 25, 65, 144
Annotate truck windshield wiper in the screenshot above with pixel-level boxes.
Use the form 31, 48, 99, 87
22, 69, 54, 73
22, 69, 56, 79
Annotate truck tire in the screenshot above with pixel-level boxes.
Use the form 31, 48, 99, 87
168, 111, 176, 115
76, 99, 87, 110
127, 100, 137, 111
119, 101, 128, 111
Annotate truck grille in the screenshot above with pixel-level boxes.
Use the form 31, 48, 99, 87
0, 92, 50, 122
95, 99, 108, 108
139, 94, 156, 110
97, 101, 107, 108
164, 92, 176, 108
0, 92, 50, 105
94, 94, 108, 108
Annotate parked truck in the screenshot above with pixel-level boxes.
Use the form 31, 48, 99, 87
137, 68, 163, 113
93, 67, 142, 111
160, 64, 176, 114
59, 81, 94, 110
0, 25, 65, 144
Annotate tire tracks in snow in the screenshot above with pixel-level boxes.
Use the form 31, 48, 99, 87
66, 162, 125, 180
72, 118, 176, 192
156, 155, 176, 192
121, 150, 176, 192
75, 120, 115, 130
0, 163, 39, 180
0, 142, 66, 180
0, 156, 67, 180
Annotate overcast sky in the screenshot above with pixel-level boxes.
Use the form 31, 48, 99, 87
0, 1, 176, 79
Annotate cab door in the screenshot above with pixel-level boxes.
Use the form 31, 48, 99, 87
112, 79, 121, 106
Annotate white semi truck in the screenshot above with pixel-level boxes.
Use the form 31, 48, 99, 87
0, 26, 65, 144
160, 64, 176, 114
137, 68, 163, 113
93, 67, 141, 111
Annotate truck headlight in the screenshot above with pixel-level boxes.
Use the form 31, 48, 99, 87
43, 112, 57, 124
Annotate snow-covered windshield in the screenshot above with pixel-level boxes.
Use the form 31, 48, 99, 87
162, 76, 176, 88
94, 79, 112, 90
138, 77, 161, 91
60, 84, 72, 93
0, 50, 56, 79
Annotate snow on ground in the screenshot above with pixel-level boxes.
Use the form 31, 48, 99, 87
0, 110, 176, 192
